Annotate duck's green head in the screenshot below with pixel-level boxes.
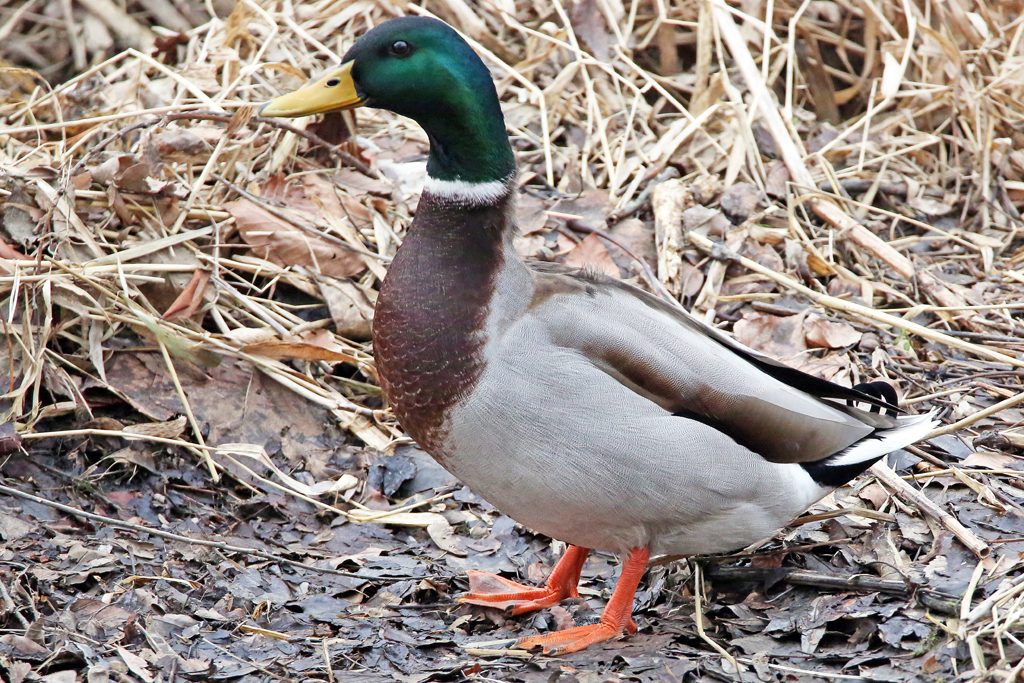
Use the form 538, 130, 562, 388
262, 16, 515, 185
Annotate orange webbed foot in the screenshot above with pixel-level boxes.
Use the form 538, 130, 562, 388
517, 621, 625, 654
458, 570, 568, 615
458, 545, 590, 616
515, 546, 650, 655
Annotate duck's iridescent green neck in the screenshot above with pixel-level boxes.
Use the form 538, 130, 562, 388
419, 89, 515, 184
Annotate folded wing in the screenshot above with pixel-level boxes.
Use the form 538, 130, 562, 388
527, 264, 932, 472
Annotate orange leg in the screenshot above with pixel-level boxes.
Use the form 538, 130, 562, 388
517, 546, 650, 655
458, 545, 590, 615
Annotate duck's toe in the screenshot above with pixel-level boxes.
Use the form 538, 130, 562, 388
516, 621, 626, 655
458, 570, 573, 615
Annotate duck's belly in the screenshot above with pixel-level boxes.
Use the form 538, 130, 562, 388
440, 327, 827, 556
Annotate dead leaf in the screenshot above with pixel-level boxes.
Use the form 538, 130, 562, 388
40, 672, 76, 683
909, 195, 955, 217
962, 451, 1018, 469
610, 218, 656, 269
734, 310, 808, 362
0, 421, 21, 455
679, 262, 705, 297
161, 268, 211, 320
117, 646, 155, 683
151, 127, 224, 161
102, 353, 349, 472
803, 315, 862, 349
0, 238, 27, 260
721, 182, 763, 224
765, 160, 790, 198
227, 199, 366, 278
228, 174, 373, 279
516, 193, 549, 235
426, 518, 468, 557
319, 277, 375, 341
569, 0, 618, 60
116, 162, 170, 194
551, 188, 610, 227
67, 598, 136, 640
0, 634, 48, 660
91, 154, 134, 185
240, 329, 358, 363
0, 513, 34, 541
562, 233, 621, 277
682, 205, 729, 236
123, 416, 188, 439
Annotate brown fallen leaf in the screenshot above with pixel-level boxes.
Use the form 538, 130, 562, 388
0, 634, 48, 660
734, 310, 808, 363
562, 233, 621, 278
241, 329, 358, 363
679, 261, 705, 297
720, 182, 763, 224
0, 422, 21, 456
117, 646, 155, 683
227, 199, 366, 277
570, 0, 618, 60
0, 238, 27, 260
227, 175, 370, 278
123, 416, 188, 439
909, 195, 955, 217
610, 217, 657, 269
319, 277, 375, 340
67, 598, 137, 640
551, 188, 610, 226
804, 315, 862, 349
151, 125, 224, 162
765, 159, 790, 198
161, 268, 211, 320
516, 192, 549, 235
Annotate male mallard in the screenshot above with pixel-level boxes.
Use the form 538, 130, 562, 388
262, 16, 937, 654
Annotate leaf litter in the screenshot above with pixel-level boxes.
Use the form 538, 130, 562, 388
2, 0, 1024, 681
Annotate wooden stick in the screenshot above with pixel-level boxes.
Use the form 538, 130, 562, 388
703, 565, 960, 614
870, 462, 990, 559
926, 391, 1024, 438
965, 572, 1024, 625
693, 563, 744, 678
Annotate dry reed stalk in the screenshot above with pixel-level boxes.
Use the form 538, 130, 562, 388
2, 0, 1023, 676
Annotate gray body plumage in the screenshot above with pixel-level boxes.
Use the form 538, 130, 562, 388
439, 246, 935, 555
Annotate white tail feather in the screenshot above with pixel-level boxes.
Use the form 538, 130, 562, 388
827, 412, 939, 467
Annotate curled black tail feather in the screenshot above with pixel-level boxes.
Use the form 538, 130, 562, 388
848, 381, 899, 417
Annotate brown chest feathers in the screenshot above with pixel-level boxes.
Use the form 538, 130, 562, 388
372, 193, 511, 456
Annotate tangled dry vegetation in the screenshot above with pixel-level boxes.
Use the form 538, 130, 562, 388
1, 0, 1023, 680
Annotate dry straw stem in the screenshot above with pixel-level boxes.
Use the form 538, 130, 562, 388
711, 1, 969, 312
2, 0, 1023, 673
686, 230, 1024, 370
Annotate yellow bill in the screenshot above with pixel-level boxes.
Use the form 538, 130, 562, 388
260, 62, 363, 117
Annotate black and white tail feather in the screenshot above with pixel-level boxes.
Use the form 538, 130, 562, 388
801, 381, 938, 487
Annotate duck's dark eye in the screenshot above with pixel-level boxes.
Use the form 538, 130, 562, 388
325, 78, 340, 87
389, 40, 411, 57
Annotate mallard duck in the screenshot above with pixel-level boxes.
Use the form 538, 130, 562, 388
262, 16, 937, 654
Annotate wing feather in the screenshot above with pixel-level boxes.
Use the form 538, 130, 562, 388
527, 264, 899, 465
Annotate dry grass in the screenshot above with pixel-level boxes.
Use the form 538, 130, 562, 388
2, 0, 1023, 678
